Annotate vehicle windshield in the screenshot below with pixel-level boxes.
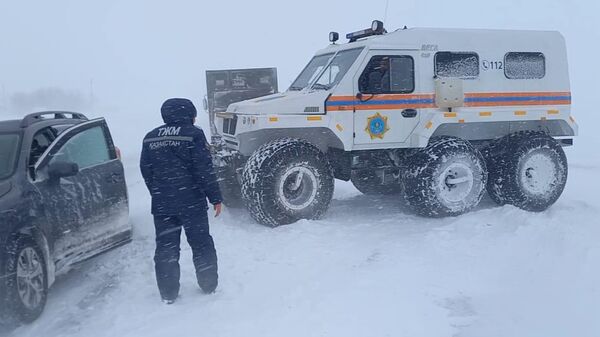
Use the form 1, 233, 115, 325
0, 133, 20, 180
289, 53, 335, 91
311, 48, 364, 91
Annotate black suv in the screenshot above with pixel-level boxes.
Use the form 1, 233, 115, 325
0, 112, 131, 325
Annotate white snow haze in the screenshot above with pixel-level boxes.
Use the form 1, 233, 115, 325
1, 0, 599, 336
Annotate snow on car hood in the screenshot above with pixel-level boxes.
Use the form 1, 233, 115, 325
226, 90, 330, 115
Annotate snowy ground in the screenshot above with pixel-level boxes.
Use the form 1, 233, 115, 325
4, 140, 600, 336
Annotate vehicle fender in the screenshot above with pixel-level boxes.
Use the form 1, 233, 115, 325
236, 127, 345, 156
13, 220, 55, 287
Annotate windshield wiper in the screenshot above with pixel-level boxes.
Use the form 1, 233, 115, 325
289, 86, 304, 91
311, 83, 331, 91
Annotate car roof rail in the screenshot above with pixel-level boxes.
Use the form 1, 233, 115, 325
20, 111, 89, 128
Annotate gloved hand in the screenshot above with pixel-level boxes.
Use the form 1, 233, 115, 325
214, 203, 222, 217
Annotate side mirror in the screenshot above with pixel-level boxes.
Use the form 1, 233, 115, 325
48, 161, 79, 181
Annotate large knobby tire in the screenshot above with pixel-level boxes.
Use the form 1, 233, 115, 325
1, 236, 48, 326
241, 138, 334, 227
351, 170, 403, 195
484, 131, 568, 212
403, 137, 487, 217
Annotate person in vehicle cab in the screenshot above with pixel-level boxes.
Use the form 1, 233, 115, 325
367, 56, 391, 93
140, 98, 223, 304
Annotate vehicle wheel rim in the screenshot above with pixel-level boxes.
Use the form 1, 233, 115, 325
278, 165, 318, 210
520, 152, 557, 196
437, 162, 475, 204
16, 247, 45, 310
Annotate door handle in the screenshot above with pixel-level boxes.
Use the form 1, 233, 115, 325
401, 109, 417, 118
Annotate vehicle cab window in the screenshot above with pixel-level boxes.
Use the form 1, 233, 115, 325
51, 126, 111, 169
289, 53, 334, 91
312, 48, 364, 90
359, 55, 415, 94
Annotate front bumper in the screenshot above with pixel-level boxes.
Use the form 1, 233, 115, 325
211, 140, 245, 184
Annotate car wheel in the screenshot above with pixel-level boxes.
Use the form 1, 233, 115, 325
241, 138, 334, 227
1, 236, 48, 325
484, 131, 568, 211
403, 136, 487, 217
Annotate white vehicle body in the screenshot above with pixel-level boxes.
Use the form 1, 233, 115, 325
216, 27, 576, 156
212, 23, 576, 227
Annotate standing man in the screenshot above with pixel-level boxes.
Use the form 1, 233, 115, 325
140, 98, 223, 304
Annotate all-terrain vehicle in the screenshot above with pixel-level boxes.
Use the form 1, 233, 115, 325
212, 21, 576, 227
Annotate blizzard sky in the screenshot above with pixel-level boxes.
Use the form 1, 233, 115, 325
0, 0, 599, 153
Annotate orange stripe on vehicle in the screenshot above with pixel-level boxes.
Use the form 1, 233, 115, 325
547, 109, 560, 115
514, 111, 527, 116
306, 116, 322, 121
328, 94, 435, 101
444, 112, 457, 118
269, 117, 278, 122
479, 111, 492, 117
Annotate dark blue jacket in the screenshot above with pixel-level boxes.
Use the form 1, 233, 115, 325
140, 98, 222, 215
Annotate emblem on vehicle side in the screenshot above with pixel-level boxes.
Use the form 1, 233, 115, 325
365, 112, 390, 139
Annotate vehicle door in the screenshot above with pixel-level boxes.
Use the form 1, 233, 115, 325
32, 125, 91, 268
353, 50, 423, 146
91, 123, 129, 246
34, 119, 125, 266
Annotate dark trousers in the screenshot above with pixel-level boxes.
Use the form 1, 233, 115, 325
153, 211, 218, 300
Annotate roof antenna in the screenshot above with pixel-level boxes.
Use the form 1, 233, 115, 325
383, 0, 390, 25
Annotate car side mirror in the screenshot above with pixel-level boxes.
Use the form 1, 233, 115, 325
48, 161, 79, 181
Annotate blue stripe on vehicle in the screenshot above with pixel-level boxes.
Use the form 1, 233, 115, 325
464, 96, 571, 103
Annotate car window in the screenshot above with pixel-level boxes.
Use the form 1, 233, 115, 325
434, 52, 479, 78
50, 126, 111, 169
0, 134, 20, 180
312, 48, 364, 90
359, 55, 415, 94
30, 127, 56, 169
289, 53, 335, 91
504, 52, 545, 79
